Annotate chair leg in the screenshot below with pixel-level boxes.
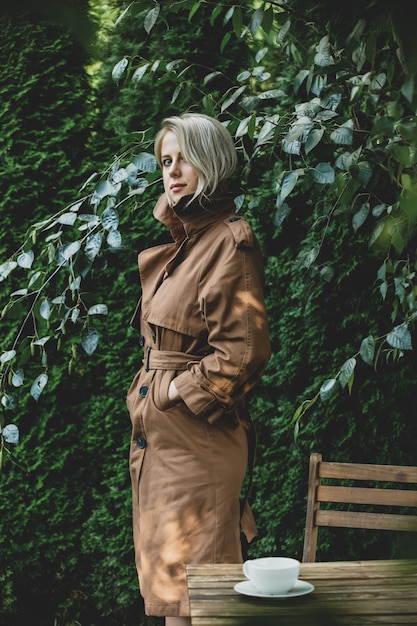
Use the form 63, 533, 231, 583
302, 452, 322, 562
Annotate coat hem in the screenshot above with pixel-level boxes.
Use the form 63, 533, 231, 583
145, 600, 190, 618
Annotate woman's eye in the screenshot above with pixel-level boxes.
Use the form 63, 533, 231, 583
162, 158, 172, 166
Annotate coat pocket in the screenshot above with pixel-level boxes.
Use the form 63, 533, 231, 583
154, 370, 180, 412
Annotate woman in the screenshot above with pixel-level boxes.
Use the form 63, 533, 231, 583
127, 113, 271, 625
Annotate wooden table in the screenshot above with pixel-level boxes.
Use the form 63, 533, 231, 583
186, 559, 417, 625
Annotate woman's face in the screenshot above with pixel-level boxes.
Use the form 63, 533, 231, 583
161, 130, 199, 205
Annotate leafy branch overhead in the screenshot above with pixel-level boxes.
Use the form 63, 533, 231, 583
292, 322, 414, 440
1, 0, 417, 446
0, 150, 159, 414
110, 3, 417, 419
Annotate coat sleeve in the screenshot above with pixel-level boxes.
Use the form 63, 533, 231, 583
173, 220, 271, 423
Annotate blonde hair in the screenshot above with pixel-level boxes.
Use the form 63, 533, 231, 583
154, 113, 237, 203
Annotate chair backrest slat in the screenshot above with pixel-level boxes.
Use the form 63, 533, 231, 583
319, 461, 417, 483
302, 453, 417, 562
317, 485, 417, 507
316, 510, 417, 532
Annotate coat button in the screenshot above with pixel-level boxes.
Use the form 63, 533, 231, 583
139, 385, 148, 397
229, 216, 241, 222
136, 436, 147, 449
139, 335, 145, 347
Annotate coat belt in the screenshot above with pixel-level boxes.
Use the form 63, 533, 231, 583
144, 347, 203, 371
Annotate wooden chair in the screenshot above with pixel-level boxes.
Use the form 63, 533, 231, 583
302, 452, 417, 562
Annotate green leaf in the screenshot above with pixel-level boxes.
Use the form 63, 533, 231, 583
144, 5, 160, 34
88, 304, 108, 316
210, 4, 223, 26
379, 281, 388, 299
352, 202, 370, 232
294, 70, 309, 93
291, 396, 318, 423
320, 378, 339, 401
1, 394, 16, 411
132, 152, 158, 173
11, 370, 24, 387
377, 262, 386, 281
305, 128, 324, 154
107, 230, 122, 249
91, 180, 117, 204
262, 6, 273, 34
2, 424, 19, 445
101, 208, 119, 231
349, 161, 373, 186
132, 64, 150, 83
312, 162, 335, 184
30, 373, 48, 401
57, 212, 77, 226
165, 58, 184, 72
223, 5, 234, 25
85, 233, 102, 262
278, 171, 299, 204
401, 76, 414, 104
27, 270, 43, 289
250, 7, 264, 36
396, 116, 417, 144
0, 261, 17, 282
386, 101, 403, 119
302, 244, 320, 268
220, 85, 246, 112
56, 241, 81, 264
311, 74, 327, 96
282, 138, 301, 155
320, 265, 334, 282
234, 195, 245, 211
255, 48, 268, 64
368, 219, 386, 250
17, 250, 34, 269
10, 288, 28, 297
360, 335, 375, 365
330, 120, 354, 145
399, 189, 417, 220
235, 116, 253, 138
0, 350, 16, 364
352, 40, 366, 71
314, 35, 333, 67
203, 71, 221, 85
386, 324, 413, 350
321, 93, 342, 111
188, 1, 202, 21
80, 327, 99, 356
274, 203, 291, 227
111, 58, 128, 83
220, 32, 231, 54
335, 147, 362, 171
171, 84, 182, 104
33, 336, 50, 347
339, 358, 356, 389
276, 19, 291, 45
113, 2, 134, 26
232, 6, 243, 38
391, 231, 405, 254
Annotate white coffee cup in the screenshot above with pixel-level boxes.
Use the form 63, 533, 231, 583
242, 556, 300, 594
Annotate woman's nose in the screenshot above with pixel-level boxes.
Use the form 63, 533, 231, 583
169, 159, 179, 175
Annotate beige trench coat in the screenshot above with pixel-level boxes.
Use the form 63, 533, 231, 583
126, 191, 271, 617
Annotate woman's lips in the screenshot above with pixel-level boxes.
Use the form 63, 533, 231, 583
170, 184, 185, 192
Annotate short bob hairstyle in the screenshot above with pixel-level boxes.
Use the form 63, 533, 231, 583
154, 113, 237, 203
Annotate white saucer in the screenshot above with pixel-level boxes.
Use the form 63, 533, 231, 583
234, 579, 314, 599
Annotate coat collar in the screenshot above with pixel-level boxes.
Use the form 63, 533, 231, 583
153, 190, 237, 243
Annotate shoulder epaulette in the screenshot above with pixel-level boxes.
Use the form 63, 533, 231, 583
223, 215, 254, 248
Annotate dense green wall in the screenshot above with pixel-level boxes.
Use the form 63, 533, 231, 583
0, 3, 100, 625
